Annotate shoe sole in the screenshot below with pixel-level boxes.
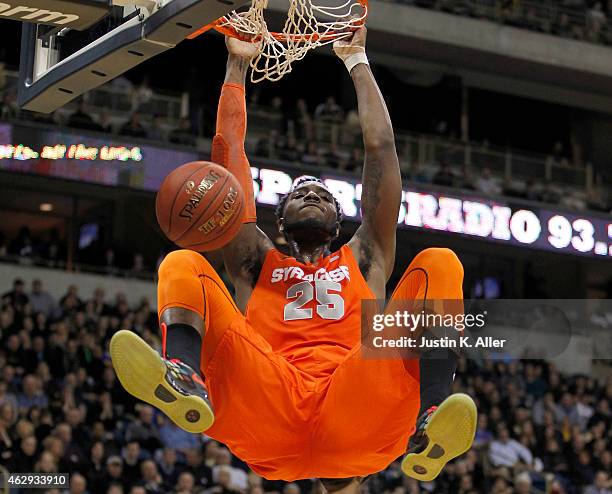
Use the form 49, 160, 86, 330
110, 329, 214, 434
401, 393, 477, 482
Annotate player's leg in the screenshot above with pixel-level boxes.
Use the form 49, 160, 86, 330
390, 247, 464, 417
110, 249, 239, 433
313, 248, 474, 481
111, 251, 312, 476
390, 247, 477, 481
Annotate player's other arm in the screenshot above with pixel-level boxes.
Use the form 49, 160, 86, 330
338, 28, 401, 280
215, 38, 273, 310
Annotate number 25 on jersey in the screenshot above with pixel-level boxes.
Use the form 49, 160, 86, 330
284, 280, 345, 321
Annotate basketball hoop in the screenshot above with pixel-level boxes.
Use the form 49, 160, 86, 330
188, 0, 368, 82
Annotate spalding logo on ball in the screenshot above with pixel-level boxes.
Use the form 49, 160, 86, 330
156, 161, 245, 251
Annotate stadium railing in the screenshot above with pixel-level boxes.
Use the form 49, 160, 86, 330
1, 70, 187, 125
248, 109, 594, 194
0, 70, 597, 201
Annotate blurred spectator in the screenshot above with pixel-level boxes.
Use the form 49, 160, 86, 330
140, 458, 165, 493
9, 226, 34, 258
157, 447, 183, 487
301, 141, 322, 167
315, 96, 343, 123
488, 424, 533, 468
212, 447, 248, 491
586, 2, 608, 41
278, 134, 301, 162
169, 117, 197, 147
158, 417, 201, 451
132, 76, 154, 111
99, 110, 113, 134
67, 100, 103, 132
60, 285, 83, 313
475, 167, 502, 195
130, 254, 147, 278
104, 456, 125, 492
540, 180, 562, 204
514, 472, 532, 494
122, 440, 144, 488
0, 91, 19, 120
342, 109, 361, 148
17, 375, 48, 411
185, 446, 213, 488
524, 179, 541, 202
315, 96, 343, 144
105, 247, 118, 276
2, 278, 28, 310
255, 130, 279, 158
110, 75, 134, 93
175, 471, 198, 494
125, 404, 162, 452
289, 98, 313, 141
87, 441, 107, 493
343, 148, 362, 173
555, 391, 580, 426
432, 163, 455, 187
407, 162, 429, 184
553, 12, 572, 37
473, 414, 493, 450
206, 465, 239, 494
120, 113, 148, 139
0, 231, 7, 257
69, 472, 89, 494
269, 96, 284, 134
584, 471, 612, 494
323, 143, 342, 168
149, 114, 166, 142
29, 279, 58, 319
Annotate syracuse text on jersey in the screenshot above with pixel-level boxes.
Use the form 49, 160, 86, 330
270, 265, 351, 284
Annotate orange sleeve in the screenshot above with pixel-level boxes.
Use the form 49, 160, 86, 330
211, 83, 256, 223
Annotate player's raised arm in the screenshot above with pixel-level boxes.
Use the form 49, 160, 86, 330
336, 27, 402, 281
214, 37, 273, 311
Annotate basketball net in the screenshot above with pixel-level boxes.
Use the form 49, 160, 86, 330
190, 0, 368, 82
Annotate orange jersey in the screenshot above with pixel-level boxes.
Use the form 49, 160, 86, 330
245, 244, 374, 378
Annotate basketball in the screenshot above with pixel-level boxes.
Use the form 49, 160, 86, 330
156, 161, 245, 251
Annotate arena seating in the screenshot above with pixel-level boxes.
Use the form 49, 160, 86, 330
393, 0, 612, 47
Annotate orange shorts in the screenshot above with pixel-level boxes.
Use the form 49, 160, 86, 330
157, 248, 463, 480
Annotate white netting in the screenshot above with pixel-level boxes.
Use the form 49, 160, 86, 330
215, 0, 367, 82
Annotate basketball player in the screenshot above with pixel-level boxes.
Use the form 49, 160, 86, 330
110, 27, 476, 490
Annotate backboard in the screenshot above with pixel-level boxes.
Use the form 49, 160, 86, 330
16, 0, 249, 113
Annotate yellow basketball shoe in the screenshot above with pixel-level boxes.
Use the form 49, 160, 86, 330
401, 393, 477, 482
110, 329, 214, 434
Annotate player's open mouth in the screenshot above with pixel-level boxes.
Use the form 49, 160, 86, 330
300, 203, 324, 212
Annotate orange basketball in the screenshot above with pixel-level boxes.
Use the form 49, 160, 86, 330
156, 161, 244, 252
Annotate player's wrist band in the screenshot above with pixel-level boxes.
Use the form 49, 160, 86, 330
344, 51, 369, 73
222, 82, 245, 91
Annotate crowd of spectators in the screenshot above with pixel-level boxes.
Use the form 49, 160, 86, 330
61, 99, 197, 148
0, 276, 610, 494
245, 95, 602, 211
0, 228, 67, 269
0, 51, 609, 214
402, 0, 612, 46
0, 227, 156, 279
0, 81, 197, 148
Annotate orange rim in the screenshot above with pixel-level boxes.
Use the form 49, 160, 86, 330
187, 0, 367, 43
